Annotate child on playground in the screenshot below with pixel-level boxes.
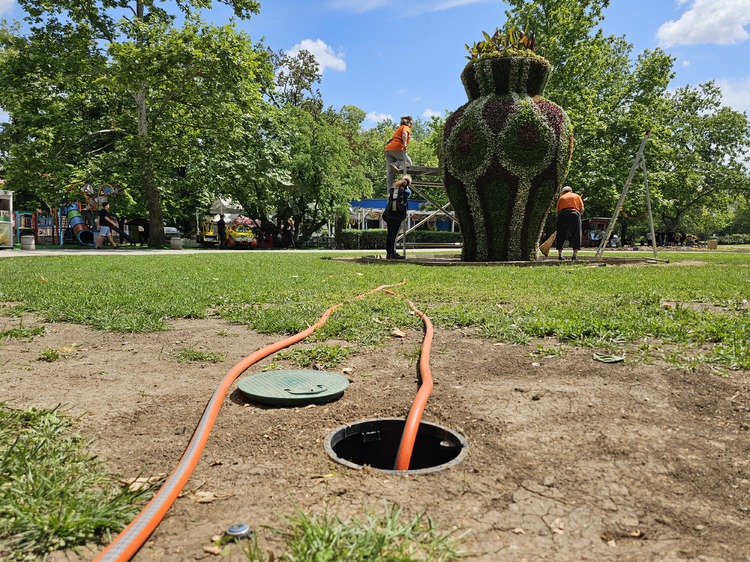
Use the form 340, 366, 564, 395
95, 201, 119, 249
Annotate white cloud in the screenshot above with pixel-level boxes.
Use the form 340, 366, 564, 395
425, 0, 489, 13
327, 0, 391, 12
327, 0, 489, 16
716, 76, 750, 114
682, 59, 690, 66
0, 0, 13, 14
422, 108, 442, 118
288, 39, 346, 73
657, 0, 750, 46
366, 111, 392, 124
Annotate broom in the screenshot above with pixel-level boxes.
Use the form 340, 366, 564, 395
539, 231, 556, 257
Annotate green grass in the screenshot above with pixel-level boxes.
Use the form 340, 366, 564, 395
244, 504, 464, 562
1, 250, 748, 560
0, 324, 45, 341
276, 344, 352, 369
0, 404, 153, 560
38, 347, 64, 362
1, 250, 749, 368
173, 347, 226, 363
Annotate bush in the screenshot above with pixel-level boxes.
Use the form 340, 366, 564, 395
412, 230, 463, 244
336, 229, 386, 249
718, 234, 750, 245
337, 229, 463, 250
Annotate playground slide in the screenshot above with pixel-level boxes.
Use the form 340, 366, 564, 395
65, 204, 137, 246
65, 205, 95, 247
111, 223, 136, 245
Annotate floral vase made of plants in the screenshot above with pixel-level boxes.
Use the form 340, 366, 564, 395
441, 28, 574, 261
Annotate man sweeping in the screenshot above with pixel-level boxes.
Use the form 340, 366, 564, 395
555, 185, 584, 261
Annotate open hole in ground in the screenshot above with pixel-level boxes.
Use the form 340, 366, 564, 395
325, 418, 468, 475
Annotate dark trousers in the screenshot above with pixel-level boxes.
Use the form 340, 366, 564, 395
556, 210, 582, 250
385, 216, 404, 256
218, 231, 226, 249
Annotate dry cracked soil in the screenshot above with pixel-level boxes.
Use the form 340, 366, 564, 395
2, 311, 750, 561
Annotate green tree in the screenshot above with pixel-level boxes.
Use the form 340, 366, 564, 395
500, 0, 750, 240
0, 0, 267, 245
0, 20, 113, 211
648, 83, 750, 234
231, 48, 371, 246
502, 0, 674, 217
729, 197, 750, 235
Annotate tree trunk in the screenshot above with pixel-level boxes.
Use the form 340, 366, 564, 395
135, 87, 166, 246
135, 1, 166, 247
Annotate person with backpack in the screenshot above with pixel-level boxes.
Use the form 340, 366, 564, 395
383, 175, 412, 260
384, 115, 413, 190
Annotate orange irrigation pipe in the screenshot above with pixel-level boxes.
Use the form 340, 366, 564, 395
95, 281, 405, 562
389, 292, 434, 471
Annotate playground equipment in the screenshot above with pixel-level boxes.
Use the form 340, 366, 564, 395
15, 211, 36, 243
64, 203, 95, 246
195, 216, 219, 247
61, 182, 98, 247
0, 189, 13, 249
61, 181, 138, 247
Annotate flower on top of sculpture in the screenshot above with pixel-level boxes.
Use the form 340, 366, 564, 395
460, 27, 551, 101
464, 26, 545, 63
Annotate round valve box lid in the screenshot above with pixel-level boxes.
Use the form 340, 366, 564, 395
237, 369, 350, 406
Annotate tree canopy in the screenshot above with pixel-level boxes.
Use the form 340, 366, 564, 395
502, 0, 750, 239
1, 0, 748, 246
0, 0, 270, 245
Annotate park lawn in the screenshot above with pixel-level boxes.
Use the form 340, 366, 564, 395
1, 248, 749, 560
1, 249, 749, 369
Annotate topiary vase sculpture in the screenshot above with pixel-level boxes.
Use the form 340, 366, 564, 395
442, 53, 574, 261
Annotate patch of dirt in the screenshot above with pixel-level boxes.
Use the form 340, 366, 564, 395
2, 313, 750, 562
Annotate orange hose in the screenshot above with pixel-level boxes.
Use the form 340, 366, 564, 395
95, 281, 405, 561
390, 292, 434, 471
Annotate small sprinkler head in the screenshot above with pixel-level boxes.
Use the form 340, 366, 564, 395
226, 523, 254, 540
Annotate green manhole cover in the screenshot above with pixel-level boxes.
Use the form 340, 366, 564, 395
237, 369, 350, 406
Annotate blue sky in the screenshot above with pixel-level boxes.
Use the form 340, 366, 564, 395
0, 0, 748, 127
234, 0, 750, 126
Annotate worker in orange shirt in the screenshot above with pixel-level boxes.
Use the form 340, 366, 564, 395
385, 115, 413, 189
555, 185, 584, 261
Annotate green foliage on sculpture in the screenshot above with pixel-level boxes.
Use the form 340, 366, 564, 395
443, 37, 573, 262
464, 26, 538, 61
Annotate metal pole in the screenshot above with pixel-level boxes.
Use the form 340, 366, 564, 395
403, 204, 453, 235
595, 131, 651, 258
400, 213, 408, 258
641, 157, 658, 259
408, 183, 457, 227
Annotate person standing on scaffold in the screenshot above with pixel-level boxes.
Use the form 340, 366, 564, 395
385, 115, 413, 190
